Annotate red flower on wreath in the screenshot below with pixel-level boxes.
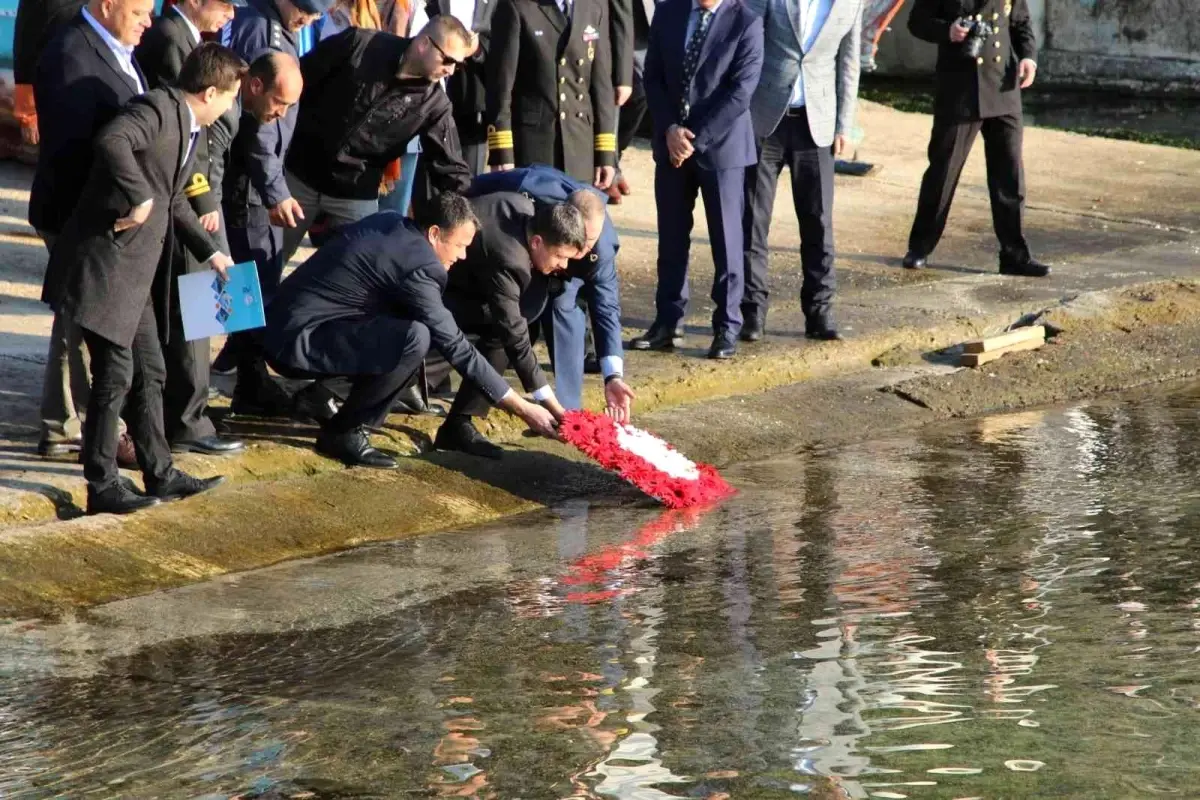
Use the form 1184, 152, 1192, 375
559, 410, 735, 509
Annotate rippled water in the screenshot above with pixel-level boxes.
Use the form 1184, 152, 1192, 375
4, 385, 1200, 798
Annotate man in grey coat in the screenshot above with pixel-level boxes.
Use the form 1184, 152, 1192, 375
740, 0, 862, 342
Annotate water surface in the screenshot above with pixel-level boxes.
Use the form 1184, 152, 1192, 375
3, 385, 1200, 798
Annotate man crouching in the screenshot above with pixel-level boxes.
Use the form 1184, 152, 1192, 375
263, 194, 559, 468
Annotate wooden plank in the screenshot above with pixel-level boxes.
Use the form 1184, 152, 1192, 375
960, 337, 1045, 367
962, 325, 1046, 354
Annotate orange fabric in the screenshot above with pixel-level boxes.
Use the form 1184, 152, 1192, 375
14, 84, 37, 129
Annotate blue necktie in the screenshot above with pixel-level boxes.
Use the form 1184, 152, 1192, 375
679, 9, 713, 122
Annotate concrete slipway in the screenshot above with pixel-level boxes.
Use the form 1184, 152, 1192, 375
0, 100, 1196, 616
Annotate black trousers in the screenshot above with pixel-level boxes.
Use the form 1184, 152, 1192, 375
743, 109, 836, 319
272, 317, 431, 433
163, 271, 216, 443
617, 50, 647, 158
907, 112, 1030, 262
81, 300, 174, 492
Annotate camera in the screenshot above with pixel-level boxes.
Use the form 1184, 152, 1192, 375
957, 17, 996, 60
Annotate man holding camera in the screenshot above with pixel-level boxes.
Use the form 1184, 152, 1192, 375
901, 0, 1048, 278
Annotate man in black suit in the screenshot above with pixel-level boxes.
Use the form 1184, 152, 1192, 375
902, 0, 1049, 277
47, 44, 244, 515
136, 0, 247, 457
30, 0, 153, 460
434, 193, 585, 459
263, 195, 560, 468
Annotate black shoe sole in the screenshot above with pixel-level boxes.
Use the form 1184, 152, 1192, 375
707, 350, 737, 360
629, 339, 683, 352
154, 476, 226, 502
87, 498, 162, 515
170, 442, 246, 455
739, 330, 763, 342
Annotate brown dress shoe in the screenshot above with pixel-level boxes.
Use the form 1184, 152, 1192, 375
117, 433, 138, 469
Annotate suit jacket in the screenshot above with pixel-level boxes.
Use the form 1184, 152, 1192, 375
264, 213, 512, 404
610, 0, 634, 87
12, 0, 85, 84
29, 13, 147, 238
485, 0, 617, 180
447, 192, 551, 394
644, 0, 763, 171
135, 10, 222, 225
48, 88, 218, 347
466, 165, 623, 363
426, 0, 499, 144
746, 0, 862, 147
908, 0, 1035, 120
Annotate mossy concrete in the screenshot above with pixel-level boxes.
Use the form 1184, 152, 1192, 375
1, 100, 1199, 615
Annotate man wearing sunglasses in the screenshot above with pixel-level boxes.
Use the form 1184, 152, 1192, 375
277, 15, 477, 269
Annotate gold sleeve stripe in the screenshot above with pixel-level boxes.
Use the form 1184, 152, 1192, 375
488, 130, 515, 149
594, 133, 617, 152
184, 173, 211, 198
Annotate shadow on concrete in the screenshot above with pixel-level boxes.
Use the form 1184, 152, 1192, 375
426, 443, 634, 508
0, 478, 82, 519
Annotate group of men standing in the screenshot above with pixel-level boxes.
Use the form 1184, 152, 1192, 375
18, 0, 1051, 516
627, 0, 1048, 362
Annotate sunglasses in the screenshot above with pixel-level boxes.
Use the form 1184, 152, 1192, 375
428, 37, 464, 68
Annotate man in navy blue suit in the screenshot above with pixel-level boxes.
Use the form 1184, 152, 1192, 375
631, 0, 763, 359
467, 165, 635, 421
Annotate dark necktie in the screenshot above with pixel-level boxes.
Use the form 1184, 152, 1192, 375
679, 8, 714, 122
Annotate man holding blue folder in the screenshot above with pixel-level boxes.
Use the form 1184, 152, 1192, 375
46, 45, 243, 515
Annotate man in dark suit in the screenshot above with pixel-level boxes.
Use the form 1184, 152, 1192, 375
136, 0, 247, 457
434, 193, 586, 459
263, 196, 560, 468
219, 0, 331, 416
279, 17, 475, 266
466, 165, 634, 420
30, 0, 153, 460
902, 0, 1049, 277
485, 0, 617, 187
631, 0, 763, 359
47, 44, 243, 515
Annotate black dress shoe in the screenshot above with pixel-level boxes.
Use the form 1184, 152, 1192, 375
171, 435, 246, 455
146, 469, 226, 501
629, 323, 684, 351
902, 252, 927, 270
434, 416, 504, 460
292, 382, 342, 423
391, 384, 429, 415
583, 353, 601, 375
740, 308, 766, 342
999, 257, 1051, 277
707, 331, 738, 360
87, 482, 162, 515
805, 315, 844, 341
316, 426, 398, 469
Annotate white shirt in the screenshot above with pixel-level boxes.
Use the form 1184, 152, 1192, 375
82, 6, 146, 93
449, 0, 477, 29
182, 102, 201, 171
788, 0, 833, 107
172, 5, 202, 45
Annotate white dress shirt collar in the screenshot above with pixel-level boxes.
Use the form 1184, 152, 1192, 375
81, 6, 146, 93
172, 5, 203, 45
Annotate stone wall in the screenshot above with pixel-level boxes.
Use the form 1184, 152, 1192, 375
873, 0, 1200, 95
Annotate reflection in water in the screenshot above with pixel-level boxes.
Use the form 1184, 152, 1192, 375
3, 385, 1200, 797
